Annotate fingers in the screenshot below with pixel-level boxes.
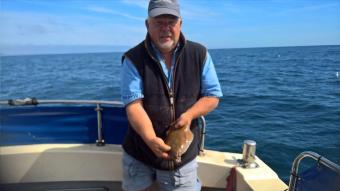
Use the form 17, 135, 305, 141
159, 151, 170, 159
174, 113, 192, 129
173, 118, 183, 129
155, 142, 171, 159
146, 137, 171, 159
154, 146, 169, 158
159, 141, 171, 151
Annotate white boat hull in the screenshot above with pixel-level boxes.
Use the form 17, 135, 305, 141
0, 144, 287, 191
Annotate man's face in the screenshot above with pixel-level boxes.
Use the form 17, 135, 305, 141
146, 14, 182, 53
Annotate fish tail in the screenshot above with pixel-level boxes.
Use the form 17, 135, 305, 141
168, 160, 174, 171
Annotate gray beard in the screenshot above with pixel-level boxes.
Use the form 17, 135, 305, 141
157, 40, 175, 52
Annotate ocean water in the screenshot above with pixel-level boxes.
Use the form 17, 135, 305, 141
1, 45, 339, 181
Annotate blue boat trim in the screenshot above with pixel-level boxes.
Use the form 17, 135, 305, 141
0, 105, 128, 146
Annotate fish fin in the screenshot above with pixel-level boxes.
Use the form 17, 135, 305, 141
166, 122, 176, 135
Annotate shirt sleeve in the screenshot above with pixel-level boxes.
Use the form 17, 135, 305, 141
201, 52, 223, 97
120, 58, 144, 106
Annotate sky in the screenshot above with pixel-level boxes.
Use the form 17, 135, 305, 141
1, 0, 340, 55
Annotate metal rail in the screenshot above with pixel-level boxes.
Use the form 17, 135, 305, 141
95, 104, 105, 146
1, 98, 209, 150
0, 98, 123, 106
0, 98, 124, 146
199, 116, 206, 155
288, 151, 340, 191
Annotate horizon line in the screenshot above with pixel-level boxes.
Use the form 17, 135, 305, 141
1, 44, 339, 57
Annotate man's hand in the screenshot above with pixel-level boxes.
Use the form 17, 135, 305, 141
145, 137, 171, 159
173, 97, 219, 129
173, 112, 193, 129
126, 100, 171, 159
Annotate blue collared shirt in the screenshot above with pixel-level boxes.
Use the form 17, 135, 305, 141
120, 45, 223, 106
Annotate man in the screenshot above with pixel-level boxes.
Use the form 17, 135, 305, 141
120, 0, 222, 190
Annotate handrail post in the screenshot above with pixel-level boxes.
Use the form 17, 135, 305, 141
288, 151, 340, 191
288, 152, 310, 191
199, 116, 206, 156
95, 104, 105, 146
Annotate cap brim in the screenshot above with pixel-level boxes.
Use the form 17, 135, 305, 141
148, 8, 180, 18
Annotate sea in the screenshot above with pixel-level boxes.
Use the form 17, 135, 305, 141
1, 45, 339, 182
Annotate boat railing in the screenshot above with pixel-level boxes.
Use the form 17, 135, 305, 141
0, 98, 123, 107
288, 151, 340, 191
0, 98, 123, 146
0, 98, 207, 150
198, 116, 206, 155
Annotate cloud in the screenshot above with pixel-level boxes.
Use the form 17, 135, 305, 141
86, 6, 145, 21
278, 2, 340, 15
22, 24, 48, 35
120, 0, 148, 9
1, 10, 146, 46
1, 11, 68, 39
120, 0, 219, 21
177, 1, 219, 21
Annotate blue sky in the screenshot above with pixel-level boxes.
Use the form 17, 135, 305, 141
1, 0, 340, 55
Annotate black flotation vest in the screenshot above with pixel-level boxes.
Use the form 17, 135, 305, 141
122, 33, 207, 170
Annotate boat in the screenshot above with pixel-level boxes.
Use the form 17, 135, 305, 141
0, 98, 339, 191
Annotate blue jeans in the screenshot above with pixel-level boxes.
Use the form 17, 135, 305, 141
122, 152, 201, 191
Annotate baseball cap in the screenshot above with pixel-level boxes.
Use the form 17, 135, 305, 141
148, 0, 181, 18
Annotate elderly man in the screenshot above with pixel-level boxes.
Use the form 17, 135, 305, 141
120, 0, 222, 190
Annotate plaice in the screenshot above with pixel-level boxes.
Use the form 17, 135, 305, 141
165, 123, 193, 169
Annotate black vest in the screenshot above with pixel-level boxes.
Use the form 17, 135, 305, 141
122, 33, 207, 170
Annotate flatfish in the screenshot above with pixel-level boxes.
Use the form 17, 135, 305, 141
165, 123, 193, 169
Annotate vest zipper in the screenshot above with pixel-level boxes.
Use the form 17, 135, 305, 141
169, 90, 175, 122
171, 47, 185, 122
145, 46, 176, 123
